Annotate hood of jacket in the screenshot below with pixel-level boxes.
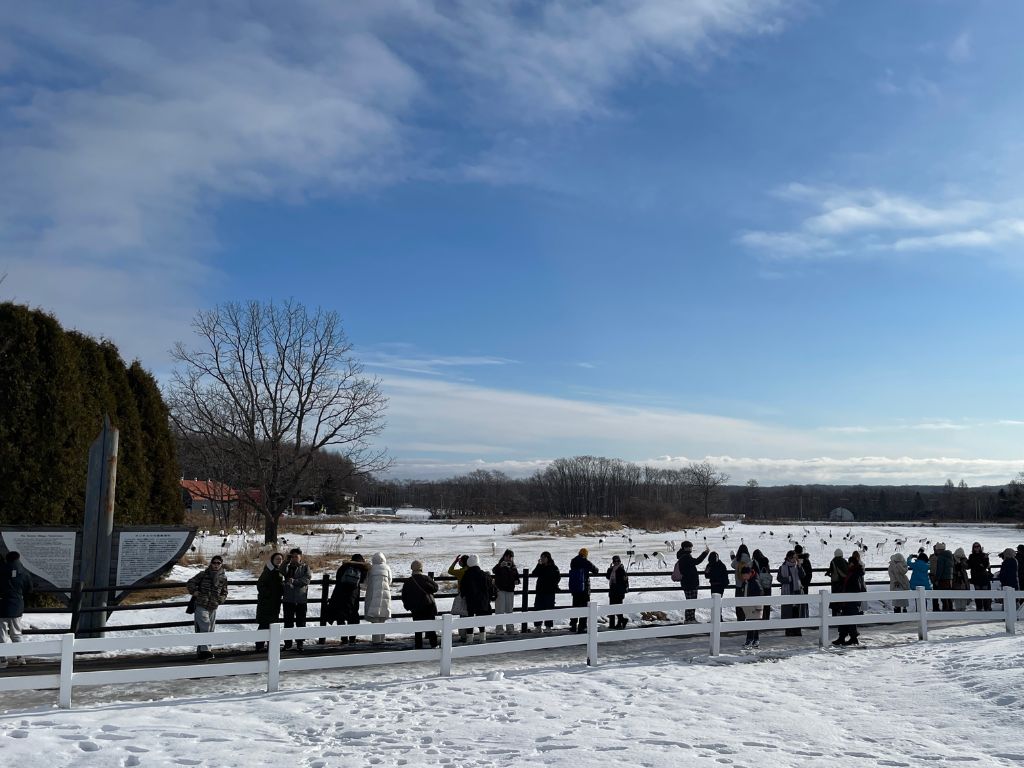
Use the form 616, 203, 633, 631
372, 552, 386, 565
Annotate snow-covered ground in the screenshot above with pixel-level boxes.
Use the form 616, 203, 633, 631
3, 521, 1023, 766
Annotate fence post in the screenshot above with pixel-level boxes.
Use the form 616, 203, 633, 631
916, 587, 929, 641
58, 633, 75, 709
818, 590, 830, 647
69, 582, 84, 636
318, 574, 330, 645
520, 568, 530, 633
586, 601, 599, 667
440, 613, 453, 677
267, 623, 282, 693
1004, 588, 1016, 635
710, 593, 722, 656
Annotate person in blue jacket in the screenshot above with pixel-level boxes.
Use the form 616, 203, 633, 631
907, 550, 932, 592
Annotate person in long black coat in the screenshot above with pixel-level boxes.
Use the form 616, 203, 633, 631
568, 549, 599, 633
255, 552, 285, 651
968, 542, 992, 611
531, 552, 561, 631
459, 555, 494, 642
606, 555, 629, 629
834, 551, 865, 646
673, 541, 709, 623
328, 554, 369, 643
401, 560, 439, 649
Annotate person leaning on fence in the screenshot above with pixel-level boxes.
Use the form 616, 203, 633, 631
672, 541, 709, 623
888, 552, 910, 613
492, 549, 521, 635
0, 551, 32, 667
531, 551, 560, 631
459, 554, 495, 643
401, 560, 439, 649
704, 551, 730, 621
952, 547, 972, 611
329, 554, 370, 643
997, 549, 1019, 608
282, 548, 312, 651
929, 543, 954, 612
186, 555, 228, 660
794, 543, 813, 595
834, 550, 865, 647
568, 548, 599, 634
606, 555, 629, 630
364, 552, 393, 645
968, 543, 992, 611
825, 549, 848, 617
777, 550, 804, 636
448, 554, 472, 642
255, 552, 285, 651
738, 566, 763, 649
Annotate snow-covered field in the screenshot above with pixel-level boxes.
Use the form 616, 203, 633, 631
3, 521, 1023, 767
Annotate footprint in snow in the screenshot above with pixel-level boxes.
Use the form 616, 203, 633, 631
8, 730, 29, 739
78, 741, 101, 752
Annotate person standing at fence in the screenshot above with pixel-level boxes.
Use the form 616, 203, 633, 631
459, 554, 494, 643
930, 543, 954, 612
448, 554, 471, 642
738, 566, 763, 649
730, 545, 752, 621
531, 551, 561, 631
952, 548, 972, 611
568, 548, 599, 633
997, 548, 1019, 596
704, 551, 730, 621
968, 543, 992, 611
753, 549, 773, 622
401, 560, 439, 649
834, 550, 865, 647
672, 541, 709, 623
825, 549, 848, 617
908, 549, 931, 595
794, 544, 813, 597
492, 549, 520, 635
777, 550, 804, 636
364, 552, 393, 644
888, 552, 910, 613
282, 548, 311, 651
0, 551, 32, 667
606, 555, 629, 629
255, 552, 285, 652
186, 555, 228, 660
328, 554, 369, 643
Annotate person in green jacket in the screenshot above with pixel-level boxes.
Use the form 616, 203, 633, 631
255, 552, 285, 651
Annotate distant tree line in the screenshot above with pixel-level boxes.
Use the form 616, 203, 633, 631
353, 457, 1024, 523
0, 303, 181, 526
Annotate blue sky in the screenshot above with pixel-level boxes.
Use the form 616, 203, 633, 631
3, 1, 1024, 484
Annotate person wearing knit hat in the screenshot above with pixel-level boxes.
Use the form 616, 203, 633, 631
930, 543, 955, 612
401, 560, 438, 649
567, 548, 599, 633
825, 549, 849, 617
492, 549, 521, 635
458, 554, 494, 643
951, 547, 971, 611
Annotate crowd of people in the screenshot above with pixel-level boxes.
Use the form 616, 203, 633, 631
179, 540, 1023, 658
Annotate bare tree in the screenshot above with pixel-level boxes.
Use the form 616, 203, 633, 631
684, 460, 730, 519
167, 300, 389, 543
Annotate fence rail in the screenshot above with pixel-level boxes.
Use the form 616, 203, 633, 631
2, 587, 1019, 709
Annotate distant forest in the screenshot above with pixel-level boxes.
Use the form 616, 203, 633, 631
352, 455, 1024, 523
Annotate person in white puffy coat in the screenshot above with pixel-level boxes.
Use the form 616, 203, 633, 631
888, 552, 910, 612
363, 552, 393, 643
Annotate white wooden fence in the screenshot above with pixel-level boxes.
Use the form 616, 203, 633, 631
1, 587, 1019, 709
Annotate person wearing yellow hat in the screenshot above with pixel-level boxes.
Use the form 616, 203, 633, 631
568, 548, 598, 633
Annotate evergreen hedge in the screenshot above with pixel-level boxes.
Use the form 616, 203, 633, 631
0, 303, 182, 526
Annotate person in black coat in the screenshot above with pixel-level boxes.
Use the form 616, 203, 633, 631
739, 566, 763, 648
328, 554, 369, 643
401, 560, 439, 649
673, 541, 709, 623
794, 544, 813, 620
704, 552, 730, 622
606, 555, 629, 629
968, 542, 992, 611
568, 549, 599, 633
0, 552, 32, 666
531, 551, 561, 631
459, 555, 494, 642
834, 551, 865, 647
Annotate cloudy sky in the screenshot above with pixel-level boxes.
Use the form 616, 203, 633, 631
3, 1, 1024, 485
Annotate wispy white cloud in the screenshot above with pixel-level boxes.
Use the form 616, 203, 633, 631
363, 349, 519, 377
740, 185, 1024, 265
1, 1, 797, 362
947, 31, 972, 64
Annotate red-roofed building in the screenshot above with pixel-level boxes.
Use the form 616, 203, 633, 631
180, 479, 239, 515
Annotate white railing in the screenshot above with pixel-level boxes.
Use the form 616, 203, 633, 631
1, 586, 1019, 709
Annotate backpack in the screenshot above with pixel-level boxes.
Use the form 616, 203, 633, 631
757, 565, 773, 591
568, 567, 586, 593
340, 565, 362, 588
486, 573, 498, 601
